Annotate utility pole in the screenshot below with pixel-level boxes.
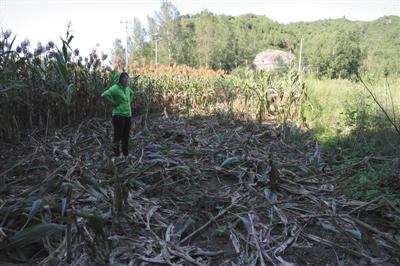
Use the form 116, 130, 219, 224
298, 37, 303, 73
120, 20, 132, 69
0, 0, 4, 35
153, 33, 160, 66
155, 37, 158, 65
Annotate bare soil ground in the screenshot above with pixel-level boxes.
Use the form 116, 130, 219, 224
1, 115, 399, 265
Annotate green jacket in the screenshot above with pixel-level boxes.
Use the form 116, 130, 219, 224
101, 73, 134, 117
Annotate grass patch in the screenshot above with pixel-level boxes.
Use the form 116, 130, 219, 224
303, 76, 400, 204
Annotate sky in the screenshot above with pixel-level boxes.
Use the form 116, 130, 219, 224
1, 0, 399, 57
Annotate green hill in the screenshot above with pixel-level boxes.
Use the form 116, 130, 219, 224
112, 1, 399, 78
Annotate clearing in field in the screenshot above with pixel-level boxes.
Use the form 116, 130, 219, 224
1, 114, 399, 265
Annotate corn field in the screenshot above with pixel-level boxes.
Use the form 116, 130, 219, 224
130, 62, 306, 124
1, 31, 306, 141
0, 31, 112, 140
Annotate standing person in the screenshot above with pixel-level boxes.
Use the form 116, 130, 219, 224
101, 72, 134, 158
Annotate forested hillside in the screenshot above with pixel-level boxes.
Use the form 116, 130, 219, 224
111, 1, 400, 78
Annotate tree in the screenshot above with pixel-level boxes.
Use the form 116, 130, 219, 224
130, 17, 147, 60
306, 22, 362, 79
110, 38, 125, 68
154, 0, 180, 65
193, 11, 219, 68
329, 29, 362, 78
174, 17, 196, 66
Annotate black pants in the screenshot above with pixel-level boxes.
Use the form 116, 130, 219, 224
112, 115, 131, 156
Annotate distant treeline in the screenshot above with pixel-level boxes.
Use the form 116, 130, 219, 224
111, 1, 400, 78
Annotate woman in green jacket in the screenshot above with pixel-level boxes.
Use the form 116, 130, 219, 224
101, 72, 134, 158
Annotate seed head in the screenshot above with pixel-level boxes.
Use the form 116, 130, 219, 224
34, 42, 44, 56
3, 30, 12, 39
46, 41, 55, 51
25, 52, 33, 59
21, 38, 30, 49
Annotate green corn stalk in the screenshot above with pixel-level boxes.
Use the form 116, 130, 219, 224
52, 35, 74, 105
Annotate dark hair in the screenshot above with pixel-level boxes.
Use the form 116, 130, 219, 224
119, 72, 129, 82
